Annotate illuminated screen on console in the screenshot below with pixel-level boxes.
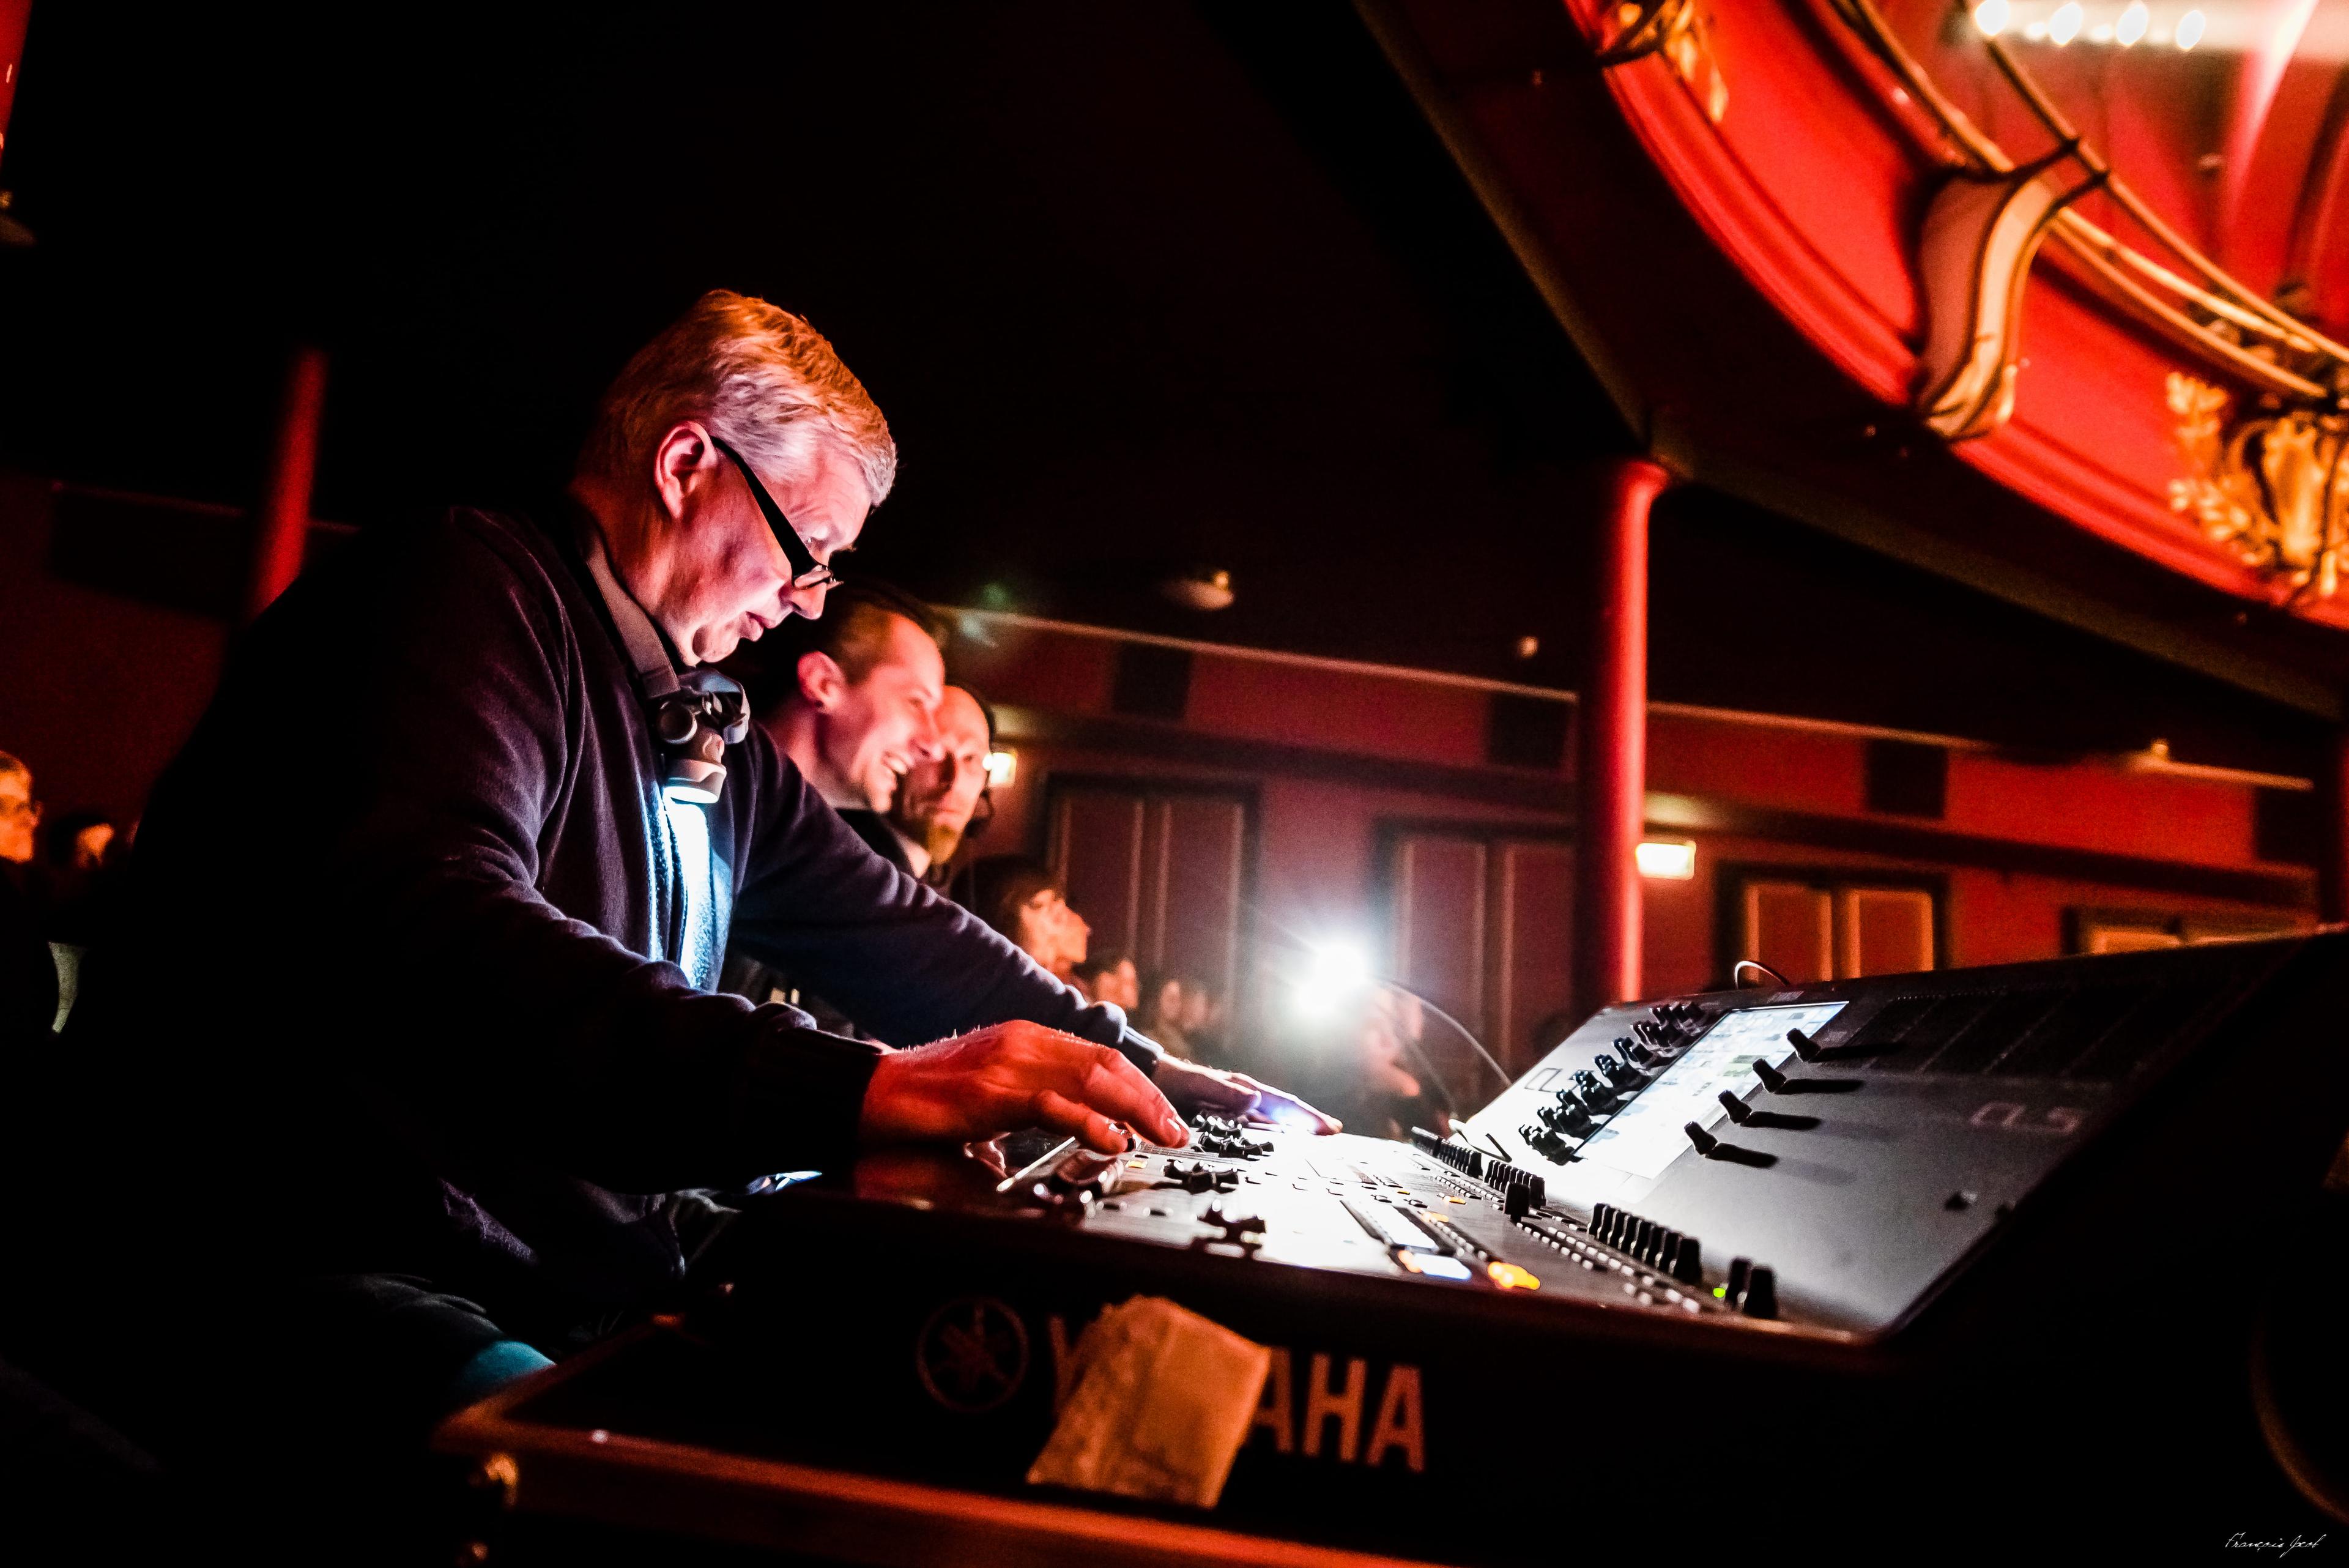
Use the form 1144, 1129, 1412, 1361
1576, 1003, 1847, 1180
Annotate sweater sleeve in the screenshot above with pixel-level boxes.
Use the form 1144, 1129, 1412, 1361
724, 728, 1159, 1070
332, 516, 880, 1191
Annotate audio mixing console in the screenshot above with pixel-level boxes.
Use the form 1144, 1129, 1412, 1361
450, 933, 2349, 1560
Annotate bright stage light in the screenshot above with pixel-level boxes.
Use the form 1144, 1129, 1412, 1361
1972, 0, 2010, 37
2176, 8, 2205, 48
1291, 938, 1376, 1020
2049, 2, 2084, 44
1636, 839, 1698, 881
2117, 2, 2148, 45
983, 749, 1017, 787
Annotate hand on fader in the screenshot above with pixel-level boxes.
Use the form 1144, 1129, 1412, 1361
1151, 1056, 1342, 1135
860, 1020, 1190, 1156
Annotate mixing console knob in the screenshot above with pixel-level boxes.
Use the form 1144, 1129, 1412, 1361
1751, 1058, 1789, 1094
1504, 1182, 1533, 1219
1740, 1266, 1777, 1319
1787, 1027, 1821, 1061
1717, 1090, 1753, 1125
1670, 1235, 1703, 1284
1573, 1070, 1620, 1111
1653, 1228, 1680, 1267
1614, 1036, 1657, 1069
1683, 1121, 1720, 1157
1635, 1219, 1657, 1260
1592, 1203, 1613, 1236
1726, 1257, 1751, 1304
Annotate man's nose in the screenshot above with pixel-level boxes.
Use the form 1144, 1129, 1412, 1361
783, 580, 831, 620
910, 705, 945, 762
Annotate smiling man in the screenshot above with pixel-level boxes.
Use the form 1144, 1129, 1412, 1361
760, 584, 949, 831
26, 291, 1332, 1510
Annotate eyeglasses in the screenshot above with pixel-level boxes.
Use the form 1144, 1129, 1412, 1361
709, 434, 841, 592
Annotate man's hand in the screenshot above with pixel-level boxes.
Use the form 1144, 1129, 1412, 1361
1154, 1057, 1342, 1135
861, 1021, 1189, 1155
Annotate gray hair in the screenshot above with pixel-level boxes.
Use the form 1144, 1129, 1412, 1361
581, 289, 896, 507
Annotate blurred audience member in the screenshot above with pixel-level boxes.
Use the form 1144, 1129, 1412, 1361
0, 752, 39, 869
1176, 975, 1228, 1063
1282, 985, 1453, 1143
0, 753, 56, 1040
39, 808, 124, 949
1140, 973, 1194, 1059
1073, 949, 1140, 1013
46, 811, 115, 873
885, 683, 995, 886
969, 855, 1089, 984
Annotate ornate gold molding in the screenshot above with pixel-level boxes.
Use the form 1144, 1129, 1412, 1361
1595, 1, 1727, 124
2169, 374, 2349, 603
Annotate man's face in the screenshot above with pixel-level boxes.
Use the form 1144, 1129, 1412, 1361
656, 432, 869, 666
0, 770, 37, 865
890, 686, 990, 860
812, 615, 947, 812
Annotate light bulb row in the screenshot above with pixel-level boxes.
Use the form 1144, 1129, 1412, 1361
1973, 1, 2206, 49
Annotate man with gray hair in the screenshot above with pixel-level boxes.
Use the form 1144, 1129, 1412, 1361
25, 291, 1329, 1512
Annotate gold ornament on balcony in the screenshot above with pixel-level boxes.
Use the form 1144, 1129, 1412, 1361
2167, 373, 2348, 603
1595, 1, 1727, 124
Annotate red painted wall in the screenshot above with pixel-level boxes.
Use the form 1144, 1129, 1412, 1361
0, 472, 227, 826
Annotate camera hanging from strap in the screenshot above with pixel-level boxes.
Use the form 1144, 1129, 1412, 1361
582, 531, 750, 805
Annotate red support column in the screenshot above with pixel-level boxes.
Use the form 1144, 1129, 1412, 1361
1573, 456, 1671, 1013
245, 344, 328, 623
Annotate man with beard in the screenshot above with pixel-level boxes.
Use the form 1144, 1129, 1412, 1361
884, 682, 995, 886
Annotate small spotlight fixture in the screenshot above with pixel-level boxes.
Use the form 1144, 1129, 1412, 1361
2049, 2, 2084, 45
983, 749, 1018, 788
1972, 0, 2010, 37
2176, 7, 2205, 48
2116, 2, 2148, 45
1636, 839, 1698, 881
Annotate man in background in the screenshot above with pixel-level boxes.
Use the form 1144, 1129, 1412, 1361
886, 683, 995, 886
755, 581, 949, 869
722, 585, 950, 1011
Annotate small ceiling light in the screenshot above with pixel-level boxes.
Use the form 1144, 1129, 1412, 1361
983, 748, 1018, 788
2049, 2, 2084, 44
1972, 0, 2010, 37
1514, 635, 1540, 660
1636, 839, 1698, 881
2176, 8, 2205, 48
1160, 567, 1234, 612
2116, 2, 2148, 45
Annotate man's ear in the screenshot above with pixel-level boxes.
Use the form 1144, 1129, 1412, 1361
797, 649, 848, 712
651, 422, 719, 523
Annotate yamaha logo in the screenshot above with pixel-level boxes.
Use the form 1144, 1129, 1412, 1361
914, 1296, 1031, 1414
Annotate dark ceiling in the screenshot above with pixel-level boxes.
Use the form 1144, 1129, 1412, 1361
0, 0, 2330, 776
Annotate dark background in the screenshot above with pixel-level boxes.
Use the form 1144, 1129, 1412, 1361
0, 0, 2329, 775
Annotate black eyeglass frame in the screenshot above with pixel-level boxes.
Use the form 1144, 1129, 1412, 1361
709, 434, 841, 591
